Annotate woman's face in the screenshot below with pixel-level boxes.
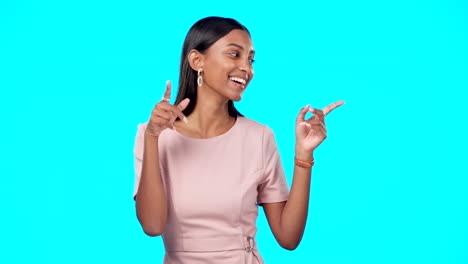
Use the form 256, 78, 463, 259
201, 29, 255, 102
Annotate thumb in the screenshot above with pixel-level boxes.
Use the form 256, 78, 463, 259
296, 104, 310, 124
177, 98, 190, 111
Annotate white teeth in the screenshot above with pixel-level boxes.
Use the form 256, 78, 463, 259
229, 76, 246, 85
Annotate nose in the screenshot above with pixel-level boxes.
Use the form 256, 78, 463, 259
239, 58, 254, 77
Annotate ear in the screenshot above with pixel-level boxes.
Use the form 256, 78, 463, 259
188, 49, 204, 71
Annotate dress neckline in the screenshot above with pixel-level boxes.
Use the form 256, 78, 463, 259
172, 116, 242, 141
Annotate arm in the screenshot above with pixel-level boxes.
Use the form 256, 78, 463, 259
134, 81, 190, 237
135, 134, 168, 237
263, 102, 344, 250
262, 150, 312, 250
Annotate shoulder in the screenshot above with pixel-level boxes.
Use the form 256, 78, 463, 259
137, 122, 148, 133
237, 116, 271, 134
237, 116, 276, 140
236, 116, 278, 153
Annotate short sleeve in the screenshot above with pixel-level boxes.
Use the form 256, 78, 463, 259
133, 123, 145, 200
257, 126, 289, 205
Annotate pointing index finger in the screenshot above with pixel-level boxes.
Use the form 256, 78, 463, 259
162, 80, 172, 101
322, 101, 345, 116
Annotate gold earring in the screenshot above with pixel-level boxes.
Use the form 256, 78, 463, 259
197, 69, 203, 87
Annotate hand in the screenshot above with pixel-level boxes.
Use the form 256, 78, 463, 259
145, 81, 190, 138
295, 101, 344, 153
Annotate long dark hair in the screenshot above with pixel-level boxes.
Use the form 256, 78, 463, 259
174, 17, 250, 118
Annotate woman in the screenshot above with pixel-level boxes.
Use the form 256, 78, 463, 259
133, 16, 344, 263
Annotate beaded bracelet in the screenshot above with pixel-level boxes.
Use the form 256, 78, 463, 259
294, 158, 315, 168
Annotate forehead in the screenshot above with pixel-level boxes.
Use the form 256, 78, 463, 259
211, 29, 254, 52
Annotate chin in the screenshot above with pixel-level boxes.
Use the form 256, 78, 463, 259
230, 89, 246, 102
229, 93, 243, 102
232, 95, 242, 102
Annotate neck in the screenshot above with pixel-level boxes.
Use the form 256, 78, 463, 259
187, 86, 235, 138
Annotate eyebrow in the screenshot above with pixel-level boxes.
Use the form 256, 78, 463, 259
226, 43, 255, 55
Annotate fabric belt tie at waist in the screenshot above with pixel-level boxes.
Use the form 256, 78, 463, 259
163, 235, 256, 252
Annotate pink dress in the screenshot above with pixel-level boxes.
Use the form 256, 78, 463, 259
133, 116, 289, 264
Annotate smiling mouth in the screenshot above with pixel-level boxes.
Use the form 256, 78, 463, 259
229, 76, 247, 85
228, 76, 247, 89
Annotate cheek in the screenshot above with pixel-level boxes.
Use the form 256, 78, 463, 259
207, 61, 230, 81
207, 67, 226, 83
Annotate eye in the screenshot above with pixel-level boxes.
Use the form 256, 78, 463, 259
228, 52, 240, 57
249, 58, 255, 65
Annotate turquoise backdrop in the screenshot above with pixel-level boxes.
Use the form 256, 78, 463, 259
2, 0, 467, 263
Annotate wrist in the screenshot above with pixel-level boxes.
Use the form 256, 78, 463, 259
144, 131, 160, 142
294, 150, 315, 168
294, 157, 314, 168
295, 146, 314, 161
295, 148, 313, 161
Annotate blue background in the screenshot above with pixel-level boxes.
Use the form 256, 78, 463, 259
2, 0, 467, 263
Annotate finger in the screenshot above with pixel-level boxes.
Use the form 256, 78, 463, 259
308, 107, 325, 120
311, 124, 325, 137
152, 104, 174, 122
154, 108, 171, 120
150, 116, 174, 130
320, 127, 327, 135
159, 103, 188, 123
300, 121, 312, 128
162, 80, 172, 101
152, 113, 175, 130
310, 123, 323, 131
168, 111, 176, 124
322, 100, 345, 116
177, 98, 191, 112
306, 119, 324, 126
296, 104, 310, 123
